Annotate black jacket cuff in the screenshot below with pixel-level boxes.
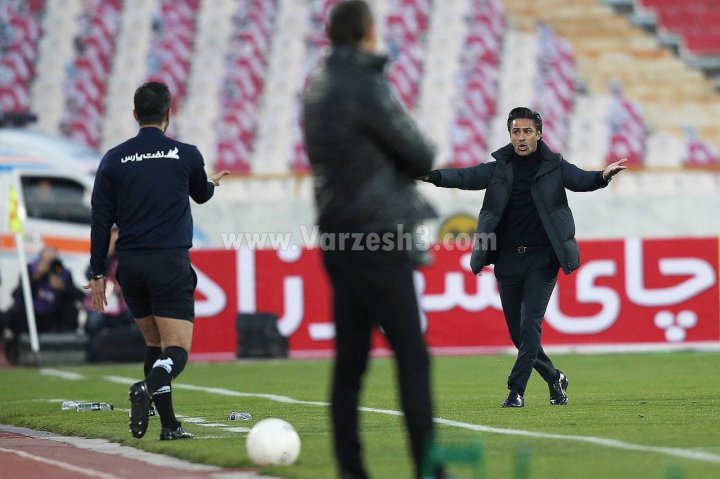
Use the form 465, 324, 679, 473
427, 170, 441, 186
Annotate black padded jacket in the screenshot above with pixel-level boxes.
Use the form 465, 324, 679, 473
428, 141, 608, 275
303, 45, 436, 233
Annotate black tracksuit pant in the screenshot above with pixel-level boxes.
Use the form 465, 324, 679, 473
322, 247, 434, 479
494, 247, 560, 395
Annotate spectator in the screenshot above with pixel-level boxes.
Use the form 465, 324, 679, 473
5, 247, 84, 362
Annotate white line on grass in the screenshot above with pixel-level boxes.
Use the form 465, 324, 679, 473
0, 446, 123, 479
40, 368, 85, 380
100, 375, 720, 465
433, 418, 720, 464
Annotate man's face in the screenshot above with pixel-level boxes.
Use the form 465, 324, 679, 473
509, 118, 541, 156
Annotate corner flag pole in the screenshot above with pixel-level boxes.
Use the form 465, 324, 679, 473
9, 173, 40, 365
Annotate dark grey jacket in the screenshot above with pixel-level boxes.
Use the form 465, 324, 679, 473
303, 45, 436, 233
430, 141, 608, 275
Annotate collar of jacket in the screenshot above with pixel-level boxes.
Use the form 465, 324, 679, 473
490, 140, 561, 178
327, 44, 388, 71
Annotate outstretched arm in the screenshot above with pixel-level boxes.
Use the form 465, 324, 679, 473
419, 163, 494, 190
562, 157, 627, 192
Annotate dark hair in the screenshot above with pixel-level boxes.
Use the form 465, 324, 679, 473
507, 107, 543, 133
328, 0, 373, 46
133, 81, 171, 125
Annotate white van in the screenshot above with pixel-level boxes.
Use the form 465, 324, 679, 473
0, 132, 97, 312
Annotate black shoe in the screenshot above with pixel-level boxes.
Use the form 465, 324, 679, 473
501, 390, 524, 408
128, 381, 151, 438
127, 405, 157, 418
549, 370, 569, 405
160, 424, 194, 441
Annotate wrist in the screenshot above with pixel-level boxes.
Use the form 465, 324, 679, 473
92, 274, 105, 280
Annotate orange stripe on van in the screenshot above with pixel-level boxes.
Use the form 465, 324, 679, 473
41, 236, 91, 253
0, 234, 16, 249
0, 234, 89, 254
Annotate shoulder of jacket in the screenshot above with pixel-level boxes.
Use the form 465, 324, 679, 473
491, 143, 514, 162
539, 141, 563, 162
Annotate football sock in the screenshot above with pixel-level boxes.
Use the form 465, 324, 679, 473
153, 385, 179, 430
145, 346, 188, 393
145, 347, 187, 431
144, 346, 162, 378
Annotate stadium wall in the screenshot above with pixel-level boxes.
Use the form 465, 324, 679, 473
188, 237, 720, 360
193, 172, 720, 251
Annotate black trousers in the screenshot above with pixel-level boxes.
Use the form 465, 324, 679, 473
323, 247, 434, 479
494, 248, 560, 395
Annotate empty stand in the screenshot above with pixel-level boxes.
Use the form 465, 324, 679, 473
639, 0, 720, 55
385, 0, 432, 110
444, 0, 504, 167
176, 0, 236, 164
144, 0, 200, 139
61, 0, 122, 150
0, 0, 43, 114
503, 0, 720, 168
603, 82, 646, 167
30, 0, 80, 134
252, 0, 314, 175
533, 23, 575, 154
286, 0, 338, 174
101, 0, 155, 151
213, 0, 277, 174
5, 0, 720, 179
415, 0, 466, 166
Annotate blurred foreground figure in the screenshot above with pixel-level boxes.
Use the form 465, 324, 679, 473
87, 81, 228, 440
303, 1, 443, 477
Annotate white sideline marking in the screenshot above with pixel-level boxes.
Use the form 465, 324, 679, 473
43, 372, 720, 466
104, 375, 720, 465
40, 368, 85, 380
434, 418, 720, 464
0, 446, 122, 479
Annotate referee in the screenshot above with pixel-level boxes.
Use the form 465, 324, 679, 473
86, 81, 228, 440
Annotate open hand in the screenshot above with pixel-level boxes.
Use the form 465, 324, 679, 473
603, 158, 627, 181
83, 277, 107, 312
209, 170, 230, 186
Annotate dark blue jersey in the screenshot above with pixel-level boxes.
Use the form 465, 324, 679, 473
90, 127, 214, 276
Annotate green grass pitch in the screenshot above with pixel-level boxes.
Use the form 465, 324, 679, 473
1, 351, 719, 478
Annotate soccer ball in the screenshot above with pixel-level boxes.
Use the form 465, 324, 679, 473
246, 418, 301, 466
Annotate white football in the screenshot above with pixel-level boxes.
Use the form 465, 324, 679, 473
246, 418, 301, 466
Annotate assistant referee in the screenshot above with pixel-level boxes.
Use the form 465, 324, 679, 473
86, 81, 228, 440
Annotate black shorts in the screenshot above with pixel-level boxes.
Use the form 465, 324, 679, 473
117, 251, 197, 321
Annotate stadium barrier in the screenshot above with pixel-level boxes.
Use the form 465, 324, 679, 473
188, 237, 720, 360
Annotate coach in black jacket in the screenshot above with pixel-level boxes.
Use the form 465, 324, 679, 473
303, 2, 439, 478
424, 107, 626, 408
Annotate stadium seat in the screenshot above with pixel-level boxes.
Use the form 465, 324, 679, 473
61, 0, 123, 149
